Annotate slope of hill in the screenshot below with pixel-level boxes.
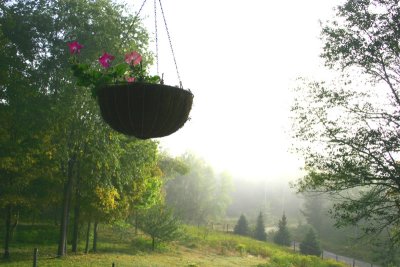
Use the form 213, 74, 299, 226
0, 224, 345, 267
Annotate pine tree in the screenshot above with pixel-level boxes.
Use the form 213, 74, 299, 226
254, 212, 267, 241
300, 228, 322, 256
273, 213, 291, 246
234, 214, 249, 236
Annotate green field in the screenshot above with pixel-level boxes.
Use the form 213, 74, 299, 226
0, 224, 346, 267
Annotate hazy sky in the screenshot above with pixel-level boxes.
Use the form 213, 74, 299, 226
123, 0, 343, 180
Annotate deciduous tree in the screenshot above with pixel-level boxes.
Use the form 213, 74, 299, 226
291, 0, 400, 246
138, 204, 181, 250
0, 0, 156, 257
165, 153, 232, 225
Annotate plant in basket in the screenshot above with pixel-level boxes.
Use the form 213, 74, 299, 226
67, 41, 161, 97
66, 41, 193, 139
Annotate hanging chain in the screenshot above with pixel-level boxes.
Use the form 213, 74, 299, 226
120, 0, 182, 88
153, 0, 159, 76
158, 0, 183, 88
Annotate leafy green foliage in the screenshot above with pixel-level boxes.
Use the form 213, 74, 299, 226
69, 52, 161, 97
291, 0, 400, 249
234, 214, 250, 236
0, 0, 164, 258
138, 205, 182, 250
165, 153, 233, 225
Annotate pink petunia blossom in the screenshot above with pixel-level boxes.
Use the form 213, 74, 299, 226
124, 51, 142, 66
98, 52, 115, 68
68, 41, 84, 54
126, 77, 135, 83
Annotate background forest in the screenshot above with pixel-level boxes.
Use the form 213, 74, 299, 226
1, 0, 400, 266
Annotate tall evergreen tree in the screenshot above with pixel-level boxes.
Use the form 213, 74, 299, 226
254, 212, 267, 241
300, 228, 322, 256
273, 213, 291, 246
234, 214, 249, 236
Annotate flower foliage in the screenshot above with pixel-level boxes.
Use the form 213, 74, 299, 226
125, 51, 142, 66
67, 41, 160, 97
68, 41, 84, 54
98, 52, 115, 68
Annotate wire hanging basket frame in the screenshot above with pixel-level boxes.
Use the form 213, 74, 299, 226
97, 0, 193, 139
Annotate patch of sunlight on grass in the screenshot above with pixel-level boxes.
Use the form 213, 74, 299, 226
0, 224, 346, 267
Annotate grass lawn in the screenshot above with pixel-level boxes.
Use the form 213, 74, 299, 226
0, 224, 346, 267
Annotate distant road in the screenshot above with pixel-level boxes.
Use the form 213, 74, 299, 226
293, 242, 380, 267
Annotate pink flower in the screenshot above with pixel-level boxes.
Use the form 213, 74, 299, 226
124, 51, 142, 66
126, 77, 135, 83
98, 52, 115, 68
67, 41, 84, 54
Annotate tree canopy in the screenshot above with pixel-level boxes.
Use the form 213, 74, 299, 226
0, 0, 163, 258
291, 0, 400, 246
165, 153, 232, 225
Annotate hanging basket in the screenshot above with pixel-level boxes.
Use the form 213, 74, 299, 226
97, 83, 193, 139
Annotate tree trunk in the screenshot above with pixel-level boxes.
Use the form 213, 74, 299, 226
10, 210, 19, 239
54, 207, 58, 226
92, 221, 98, 253
71, 196, 80, 252
135, 212, 138, 235
71, 165, 81, 253
152, 237, 155, 251
57, 157, 75, 257
3, 204, 12, 259
84, 220, 91, 254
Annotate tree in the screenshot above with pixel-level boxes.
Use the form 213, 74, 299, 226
370, 233, 400, 266
254, 212, 267, 241
301, 196, 323, 230
0, 0, 59, 258
291, 0, 400, 245
138, 205, 181, 250
0, 0, 157, 257
234, 214, 250, 236
300, 228, 322, 256
165, 153, 232, 225
274, 214, 290, 246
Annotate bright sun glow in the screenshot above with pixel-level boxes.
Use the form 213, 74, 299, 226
122, 0, 343, 180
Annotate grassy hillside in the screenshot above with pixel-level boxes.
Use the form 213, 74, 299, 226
0, 224, 346, 267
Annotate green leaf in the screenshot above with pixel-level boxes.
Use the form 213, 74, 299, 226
114, 64, 129, 76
